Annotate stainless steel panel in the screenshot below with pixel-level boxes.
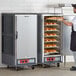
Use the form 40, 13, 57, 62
15, 15, 37, 63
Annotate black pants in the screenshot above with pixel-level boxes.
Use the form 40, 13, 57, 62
70, 32, 76, 51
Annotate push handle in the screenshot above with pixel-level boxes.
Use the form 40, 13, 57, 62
16, 31, 18, 39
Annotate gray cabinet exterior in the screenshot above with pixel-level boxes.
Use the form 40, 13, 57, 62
2, 13, 37, 67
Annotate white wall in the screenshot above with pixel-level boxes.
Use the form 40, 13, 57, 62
0, 0, 76, 67
0, 0, 76, 12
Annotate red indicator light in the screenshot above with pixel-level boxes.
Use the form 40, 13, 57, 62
47, 57, 55, 61
20, 59, 29, 64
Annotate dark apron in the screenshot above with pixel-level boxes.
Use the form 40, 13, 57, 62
70, 25, 76, 51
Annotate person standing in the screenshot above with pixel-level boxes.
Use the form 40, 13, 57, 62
62, 4, 76, 71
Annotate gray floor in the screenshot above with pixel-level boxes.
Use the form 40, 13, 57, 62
0, 63, 76, 76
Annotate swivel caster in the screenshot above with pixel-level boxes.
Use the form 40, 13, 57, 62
42, 64, 47, 68
31, 66, 35, 70
57, 63, 60, 67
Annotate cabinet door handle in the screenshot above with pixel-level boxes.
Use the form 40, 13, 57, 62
16, 31, 18, 39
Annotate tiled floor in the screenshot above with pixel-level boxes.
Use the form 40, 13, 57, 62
0, 63, 76, 76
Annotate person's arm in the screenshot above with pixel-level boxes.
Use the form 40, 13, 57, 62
62, 20, 73, 26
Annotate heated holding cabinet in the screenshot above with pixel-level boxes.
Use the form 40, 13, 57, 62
2, 13, 37, 69
38, 14, 63, 67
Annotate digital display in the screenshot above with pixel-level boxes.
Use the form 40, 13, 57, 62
44, 56, 61, 62
17, 58, 35, 64
20, 59, 29, 64
47, 57, 55, 61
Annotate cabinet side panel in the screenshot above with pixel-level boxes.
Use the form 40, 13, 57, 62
2, 14, 15, 66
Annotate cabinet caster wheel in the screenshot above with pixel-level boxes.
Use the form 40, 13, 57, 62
42, 64, 46, 68
32, 66, 35, 70
15, 67, 19, 71
57, 63, 60, 67
7, 65, 10, 68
